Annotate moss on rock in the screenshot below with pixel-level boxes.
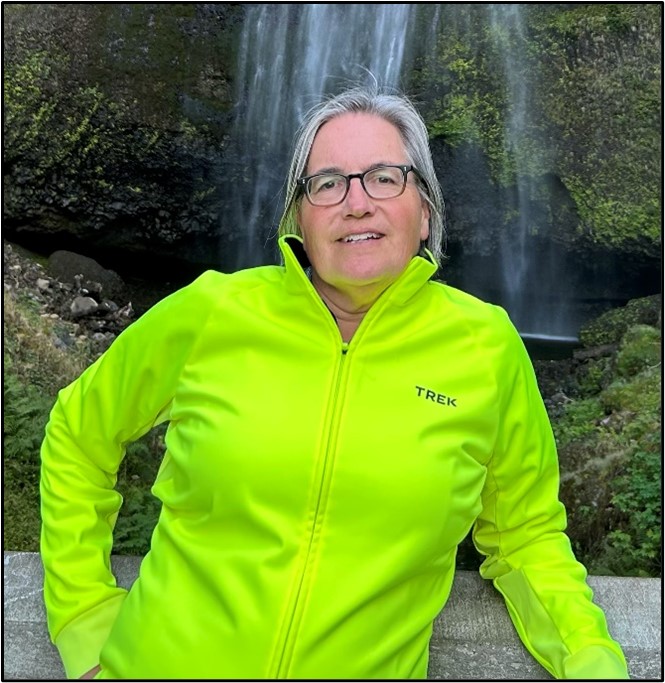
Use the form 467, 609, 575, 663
579, 295, 661, 346
414, 4, 661, 258
545, 298, 662, 577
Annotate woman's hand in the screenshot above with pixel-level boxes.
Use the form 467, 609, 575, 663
80, 664, 101, 679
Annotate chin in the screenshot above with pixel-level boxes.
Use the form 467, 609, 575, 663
339, 265, 401, 289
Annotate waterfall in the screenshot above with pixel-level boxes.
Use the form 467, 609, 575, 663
228, 4, 440, 267
225, 4, 579, 340
487, 5, 574, 339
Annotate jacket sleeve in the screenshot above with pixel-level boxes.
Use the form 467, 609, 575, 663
472, 308, 629, 680
39, 271, 220, 679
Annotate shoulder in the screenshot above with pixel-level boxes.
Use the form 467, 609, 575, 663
429, 280, 513, 329
170, 265, 285, 306
427, 279, 525, 361
187, 264, 284, 291
128, 265, 285, 337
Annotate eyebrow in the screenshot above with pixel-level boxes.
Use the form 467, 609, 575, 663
307, 161, 404, 176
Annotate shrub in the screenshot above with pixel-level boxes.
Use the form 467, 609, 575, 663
614, 324, 661, 379
554, 318, 661, 577
579, 295, 661, 347
604, 449, 661, 577
113, 429, 165, 555
3, 280, 165, 554
3, 360, 53, 550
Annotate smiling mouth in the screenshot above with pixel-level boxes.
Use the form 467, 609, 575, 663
340, 232, 383, 243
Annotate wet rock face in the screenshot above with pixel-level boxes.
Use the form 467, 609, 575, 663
4, 4, 660, 277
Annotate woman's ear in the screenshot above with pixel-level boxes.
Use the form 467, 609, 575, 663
419, 199, 430, 242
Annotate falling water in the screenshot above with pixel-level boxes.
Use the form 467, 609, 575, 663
228, 4, 440, 267
225, 4, 579, 340
487, 5, 575, 339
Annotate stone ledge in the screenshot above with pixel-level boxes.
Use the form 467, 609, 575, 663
3, 551, 662, 680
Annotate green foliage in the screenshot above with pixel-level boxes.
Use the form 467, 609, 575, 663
112, 430, 165, 555
552, 398, 604, 447
530, 5, 661, 255
552, 307, 661, 577
413, 4, 661, 254
3, 46, 222, 245
604, 450, 661, 577
416, 24, 512, 183
3, 281, 164, 555
112, 483, 162, 556
614, 325, 661, 378
3, 50, 58, 164
576, 356, 613, 397
3, 359, 54, 551
3, 280, 87, 551
542, 4, 645, 38
428, 93, 481, 147
579, 295, 661, 347
3, 289, 89, 395
599, 361, 661, 577
600, 363, 660, 425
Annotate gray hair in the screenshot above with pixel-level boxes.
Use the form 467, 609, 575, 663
277, 85, 446, 263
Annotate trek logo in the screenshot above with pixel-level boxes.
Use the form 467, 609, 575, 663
416, 385, 458, 407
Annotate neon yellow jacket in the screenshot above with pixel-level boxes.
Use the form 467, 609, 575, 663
40, 236, 628, 680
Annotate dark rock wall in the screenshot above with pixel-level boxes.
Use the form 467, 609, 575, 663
2, 4, 661, 327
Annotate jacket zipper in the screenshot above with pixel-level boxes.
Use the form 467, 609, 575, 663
270, 341, 350, 678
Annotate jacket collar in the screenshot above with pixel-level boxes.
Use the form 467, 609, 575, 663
279, 234, 439, 305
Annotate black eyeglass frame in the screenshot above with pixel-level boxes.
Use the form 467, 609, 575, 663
296, 164, 422, 207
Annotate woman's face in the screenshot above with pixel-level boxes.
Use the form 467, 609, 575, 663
298, 113, 430, 300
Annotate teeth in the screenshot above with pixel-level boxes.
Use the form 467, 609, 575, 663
343, 232, 381, 243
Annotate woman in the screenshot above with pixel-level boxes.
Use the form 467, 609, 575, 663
40, 86, 628, 679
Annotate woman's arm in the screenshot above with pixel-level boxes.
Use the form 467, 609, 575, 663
473, 309, 629, 680
40, 271, 221, 678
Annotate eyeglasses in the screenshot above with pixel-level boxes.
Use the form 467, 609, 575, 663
297, 164, 419, 207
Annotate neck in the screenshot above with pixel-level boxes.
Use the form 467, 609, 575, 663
311, 274, 388, 342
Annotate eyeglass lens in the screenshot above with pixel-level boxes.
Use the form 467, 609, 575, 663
307, 166, 407, 206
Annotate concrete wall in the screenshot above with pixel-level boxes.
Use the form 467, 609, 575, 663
3, 551, 662, 680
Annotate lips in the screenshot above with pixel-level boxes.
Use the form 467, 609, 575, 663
339, 231, 384, 243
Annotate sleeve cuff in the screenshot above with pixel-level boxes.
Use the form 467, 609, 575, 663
54, 592, 127, 679
562, 645, 630, 679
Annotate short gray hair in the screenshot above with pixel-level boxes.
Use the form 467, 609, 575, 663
277, 85, 446, 263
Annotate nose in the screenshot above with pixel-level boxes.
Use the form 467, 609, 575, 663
344, 176, 374, 217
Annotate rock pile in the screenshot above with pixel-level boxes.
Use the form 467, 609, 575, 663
3, 240, 135, 358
